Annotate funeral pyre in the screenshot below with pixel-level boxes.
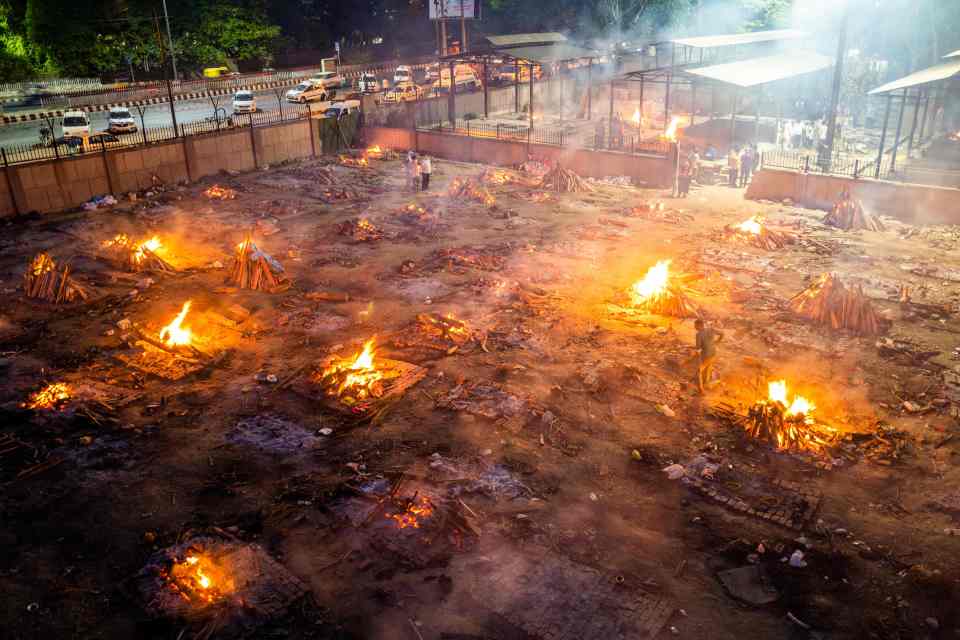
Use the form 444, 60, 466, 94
538, 165, 594, 193
712, 380, 838, 453
337, 217, 383, 242
722, 216, 794, 250
789, 273, 885, 335
24, 382, 71, 410
100, 234, 176, 272
626, 259, 698, 317
364, 144, 398, 160
203, 185, 236, 200
447, 177, 496, 206
625, 201, 693, 224
229, 236, 288, 292
387, 495, 436, 529
391, 312, 481, 355
395, 202, 439, 226
481, 167, 534, 187
338, 154, 370, 168
310, 338, 426, 413
824, 194, 885, 231
23, 253, 89, 303
514, 191, 555, 204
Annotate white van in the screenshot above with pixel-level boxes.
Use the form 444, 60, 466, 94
107, 108, 137, 134
394, 65, 413, 84
62, 111, 91, 138
232, 90, 256, 114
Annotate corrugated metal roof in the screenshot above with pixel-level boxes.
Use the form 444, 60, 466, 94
684, 52, 832, 88
486, 33, 567, 47
671, 29, 807, 49
868, 59, 960, 94
502, 43, 598, 64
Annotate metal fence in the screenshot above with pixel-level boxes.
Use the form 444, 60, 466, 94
759, 148, 960, 188
0, 104, 309, 167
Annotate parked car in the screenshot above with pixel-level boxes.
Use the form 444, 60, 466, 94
323, 100, 361, 119
107, 108, 137, 134
357, 72, 379, 93
382, 82, 424, 103
61, 110, 91, 138
232, 90, 256, 114
313, 71, 344, 89
285, 80, 329, 103
393, 65, 413, 84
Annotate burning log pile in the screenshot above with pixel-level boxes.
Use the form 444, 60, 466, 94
21, 379, 138, 425
100, 234, 176, 272
481, 167, 534, 187
626, 260, 698, 317
203, 185, 236, 200
824, 195, 885, 231
305, 338, 426, 414
391, 312, 483, 356
514, 191, 555, 204
24, 382, 71, 410
722, 216, 795, 250
364, 145, 398, 161
338, 154, 370, 168
23, 253, 89, 303
538, 166, 594, 193
789, 273, 885, 335
229, 236, 289, 292
447, 177, 496, 207
395, 202, 439, 226
337, 217, 383, 242
432, 245, 509, 272
625, 201, 693, 224
320, 186, 362, 203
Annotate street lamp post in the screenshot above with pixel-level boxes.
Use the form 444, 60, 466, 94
822, 5, 850, 171
161, 0, 178, 81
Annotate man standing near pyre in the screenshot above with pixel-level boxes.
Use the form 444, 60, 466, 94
695, 318, 724, 393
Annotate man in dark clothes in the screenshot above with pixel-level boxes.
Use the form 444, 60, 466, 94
695, 318, 724, 393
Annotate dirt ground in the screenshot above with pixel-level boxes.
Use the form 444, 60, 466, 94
1, 151, 959, 640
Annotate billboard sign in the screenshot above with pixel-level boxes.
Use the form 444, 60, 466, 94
429, 0, 480, 20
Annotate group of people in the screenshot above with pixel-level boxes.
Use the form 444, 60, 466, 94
778, 118, 829, 151
727, 145, 757, 188
405, 150, 433, 192
595, 113, 627, 149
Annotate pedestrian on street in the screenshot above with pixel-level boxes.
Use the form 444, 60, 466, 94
695, 318, 724, 393
420, 154, 432, 191
727, 147, 740, 188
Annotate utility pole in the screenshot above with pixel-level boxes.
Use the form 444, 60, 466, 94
460, 0, 467, 54
822, 4, 849, 171
162, 0, 178, 81
155, 13, 179, 134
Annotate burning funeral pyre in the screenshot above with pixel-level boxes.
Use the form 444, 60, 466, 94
308, 338, 426, 414
447, 177, 496, 206
627, 260, 698, 317
23, 253, 89, 303
203, 185, 236, 200
391, 312, 481, 355
337, 217, 383, 242
661, 116, 686, 142
514, 191, 555, 204
481, 167, 534, 187
824, 194, 885, 231
625, 201, 693, 224
722, 216, 794, 250
100, 234, 176, 272
387, 495, 435, 529
538, 166, 594, 193
339, 154, 370, 168
229, 236, 289, 292
789, 273, 885, 335
364, 144, 398, 160
713, 380, 837, 453
24, 382, 71, 410
395, 202, 438, 226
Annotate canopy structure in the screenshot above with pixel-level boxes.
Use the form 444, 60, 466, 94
868, 59, 960, 95
685, 52, 833, 88
496, 43, 599, 65
670, 29, 808, 49
485, 33, 566, 48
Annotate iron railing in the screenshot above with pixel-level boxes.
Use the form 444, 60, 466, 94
759, 148, 960, 188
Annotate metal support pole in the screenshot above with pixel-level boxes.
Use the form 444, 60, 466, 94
166, 77, 178, 136
729, 90, 738, 148
874, 93, 892, 178
449, 60, 456, 125
890, 88, 907, 174
559, 72, 564, 123
162, 0, 178, 81
754, 89, 761, 145
664, 42, 675, 125
100, 137, 113, 194
514, 60, 520, 113
587, 59, 593, 119
528, 62, 534, 129
822, 5, 849, 170
248, 113, 258, 168
639, 76, 644, 122
483, 62, 489, 118
917, 90, 930, 142
906, 89, 921, 162
608, 79, 615, 149
691, 81, 697, 126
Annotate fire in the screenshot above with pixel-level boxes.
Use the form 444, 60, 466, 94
25, 382, 71, 409
319, 338, 386, 400
630, 259, 671, 305
661, 116, 684, 142
366, 145, 383, 157
631, 107, 642, 127
204, 185, 236, 200
339, 155, 369, 168
768, 380, 815, 419
389, 496, 435, 529
102, 234, 164, 266
448, 177, 496, 207
168, 553, 234, 604
30, 253, 54, 277
159, 300, 193, 347
737, 216, 763, 235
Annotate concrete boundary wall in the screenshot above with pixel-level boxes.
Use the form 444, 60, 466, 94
0, 118, 320, 217
364, 126, 674, 187
746, 168, 960, 225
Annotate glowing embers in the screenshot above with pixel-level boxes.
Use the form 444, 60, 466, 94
626, 259, 699, 317
387, 495, 435, 529
624, 201, 693, 224
824, 194, 885, 231
229, 235, 289, 292
391, 312, 481, 356
337, 217, 383, 242
338, 154, 369, 168
721, 215, 795, 250
395, 202, 439, 226
447, 177, 496, 206
167, 553, 234, 604
789, 273, 885, 335
24, 382, 71, 410
159, 300, 194, 348
514, 190, 555, 204
538, 165, 594, 193
23, 253, 89, 303
203, 185, 236, 200
100, 233, 176, 272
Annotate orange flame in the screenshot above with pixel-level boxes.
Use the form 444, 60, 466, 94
768, 380, 815, 419
630, 259, 671, 305
159, 300, 193, 347
320, 338, 386, 400
389, 496, 435, 529
204, 185, 236, 200
662, 116, 684, 142
737, 216, 763, 235
168, 553, 235, 604
25, 382, 71, 409
631, 107, 642, 127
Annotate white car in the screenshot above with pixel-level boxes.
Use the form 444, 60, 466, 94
357, 73, 379, 93
232, 90, 256, 114
61, 111, 90, 138
107, 108, 137, 134
285, 80, 328, 103
394, 65, 413, 84
322, 100, 361, 119
313, 71, 343, 89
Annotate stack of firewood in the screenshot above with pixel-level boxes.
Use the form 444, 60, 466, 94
642, 288, 699, 318
23, 253, 88, 303
447, 178, 496, 206
101, 235, 176, 273
789, 273, 884, 335
711, 402, 837, 453
824, 197, 885, 231
229, 236, 288, 292
722, 221, 795, 250
539, 166, 594, 193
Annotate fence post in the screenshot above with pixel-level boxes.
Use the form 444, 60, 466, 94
804, 156, 810, 173
853, 159, 860, 179
248, 113, 258, 169
1, 148, 21, 215
99, 137, 114, 195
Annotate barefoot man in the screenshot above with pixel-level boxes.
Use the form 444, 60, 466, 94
695, 318, 724, 393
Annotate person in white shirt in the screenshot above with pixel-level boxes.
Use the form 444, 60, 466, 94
420, 155, 432, 191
